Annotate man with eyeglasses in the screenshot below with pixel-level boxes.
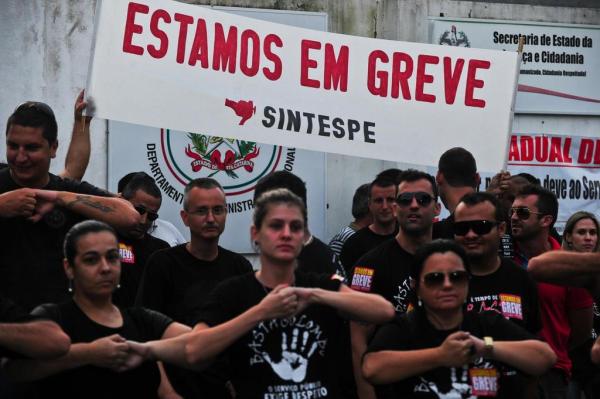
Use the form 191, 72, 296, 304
455, 192, 540, 333
110, 172, 169, 308
340, 176, 398, 274
117, 171, 186, 247
136, 177, 252, 399
349, 169, 440, 399
0, 100, 140, 312
511, 185, 592, 399
454, 192, 542, 398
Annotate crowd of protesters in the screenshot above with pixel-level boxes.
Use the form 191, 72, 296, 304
0, 93, 598, 399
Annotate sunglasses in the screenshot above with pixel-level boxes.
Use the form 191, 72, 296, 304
453, 220, 498, 236
134, 205, 159, 221
395, 192, 434, 207
509, 207, 543, 220
423, 270, 470, 287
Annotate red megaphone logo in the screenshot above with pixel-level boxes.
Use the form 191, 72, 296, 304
225, 98, 256, 126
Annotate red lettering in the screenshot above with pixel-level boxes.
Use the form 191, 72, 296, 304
465, 59, 490, 108
563, 138, 573, 163
391, 52, 413, 99
415, 54, 439, 103
577, 139, 593, 164
443, 57, 464, 105
213, 23, 237, 73
520, 136, 533, 161
240, 29, 260, 77
367, 50, 389, 97
148, 9, 170, 59
323, 44, 349, 92
595, 140, 600, 164
174, 13, 194, 64
300, 40, 321, 88
122, 2, 149, 55
549, 137, 563, 163
535, 136, 549, 162
263, 34, 283, 81
188, 19, 208, 67
508, 135, 520, 161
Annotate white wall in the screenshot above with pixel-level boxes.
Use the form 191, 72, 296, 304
0, 0, 106, 187
1, 0, 599, 242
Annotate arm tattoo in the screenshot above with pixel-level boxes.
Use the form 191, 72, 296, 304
65, 195, 114, 213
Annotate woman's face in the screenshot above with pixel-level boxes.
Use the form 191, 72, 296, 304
65, 231, 121, 299
567, 218, 598, 253
417, 251, 469, 313
251, 203, 306, 264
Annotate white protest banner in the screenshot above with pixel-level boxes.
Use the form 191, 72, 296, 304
86, 0, 520, 173
108, 121, 326, 253
430, 18, 600, 115
477, 132, 600, 233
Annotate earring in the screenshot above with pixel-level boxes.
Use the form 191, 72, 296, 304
68, 279, 73, 293
417, 297, 422, 307
116, 283, 121, 290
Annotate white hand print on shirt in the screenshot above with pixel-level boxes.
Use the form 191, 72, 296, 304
418, 366, 475, 399
261, 327, 319, 383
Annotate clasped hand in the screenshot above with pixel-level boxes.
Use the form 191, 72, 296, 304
438, 331, 490, 367
89, 334, 152, 373
258, 285, 317, 320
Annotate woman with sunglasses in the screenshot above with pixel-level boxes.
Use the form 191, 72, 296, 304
363, 239, 555, 398
561, 212, 600, 399
4, 220, 190, 399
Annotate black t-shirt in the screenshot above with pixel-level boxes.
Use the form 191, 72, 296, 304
32, 300, 172, 399
136, 244, 253, 399
0, 170, 111, 310
0, 296, 35, 358
196, 271, 343, 399
340, 227, 397, 273
349, 239, 415, 314
112, 234, 169, 308
367, 310, 535, 398
467, 258, 541, 334
137, 244, 252, 325
298, 236, 345, 278
0, 296, 30, 323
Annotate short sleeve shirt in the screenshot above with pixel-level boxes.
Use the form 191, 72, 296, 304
195, 271, 343, 399
349, 239, 415, 313
0, 171, 111, 310
367, 310, 535, 398
32, 300, 172, 399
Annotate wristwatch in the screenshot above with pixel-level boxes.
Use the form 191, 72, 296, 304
483, 336, 494, 356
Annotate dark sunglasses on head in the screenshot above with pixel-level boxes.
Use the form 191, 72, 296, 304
423, 270, 470, 287
395, 192, 434, 207
509, 207, 543, 220
453, 220, 498, 236
134, 205, 159, 221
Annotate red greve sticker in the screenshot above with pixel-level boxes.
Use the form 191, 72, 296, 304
350, 267, 375, 292
499, 294, 523, 320
469, 368, 498, 397
119, 243, 135, 264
